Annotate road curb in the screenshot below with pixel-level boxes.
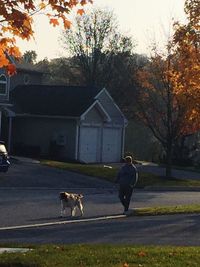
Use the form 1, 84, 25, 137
0, 248, 32, 254
0, 214, 126, 231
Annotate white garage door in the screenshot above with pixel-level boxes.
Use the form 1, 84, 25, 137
79, 127, 100, 163
102, 128, 122, 162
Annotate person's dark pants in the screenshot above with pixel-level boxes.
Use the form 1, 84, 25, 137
118, 184, 133, 212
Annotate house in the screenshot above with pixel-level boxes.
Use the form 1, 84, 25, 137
0, 62, 44, 152
0, 70, 12, 143
0, 59, 127, 163
7, 84, 127, 163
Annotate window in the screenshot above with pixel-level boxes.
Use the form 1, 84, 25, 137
24, 74, 30, 84
0, 75, 7, 95
56, 134, 66, 146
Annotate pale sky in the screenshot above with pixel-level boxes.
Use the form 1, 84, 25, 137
16, 0, 186, 61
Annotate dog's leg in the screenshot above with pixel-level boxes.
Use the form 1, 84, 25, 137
60, 201, 64, 217
71, 207, 76, 217
78, 203, 84, 216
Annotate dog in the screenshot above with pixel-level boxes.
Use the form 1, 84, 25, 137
59, 192, 84, 217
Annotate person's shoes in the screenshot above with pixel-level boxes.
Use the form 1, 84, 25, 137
123, 209, 129, 215
123, 209, 134, 216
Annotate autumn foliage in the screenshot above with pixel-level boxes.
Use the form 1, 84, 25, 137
137, 0, 199, 137
0, 0, 92, 75
136, 0, 199, 176
172, 0, 200, 134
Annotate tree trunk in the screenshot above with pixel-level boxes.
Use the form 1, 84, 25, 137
165, 143, 172, 178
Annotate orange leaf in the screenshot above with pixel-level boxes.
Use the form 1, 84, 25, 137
138, 251, 147, 257
77, 9, 85, 16
80, 0, 87, 5
8, 46, 22, 58
63, 19, 72, 29
6, 64, 17, 76
23, 17, 32, 28
0, 52, 9, 68
50, 18, 59, 27
39, 2, 46, 9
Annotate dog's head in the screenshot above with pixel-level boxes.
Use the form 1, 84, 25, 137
75, 194, 83, 206
76, 194, 83, 199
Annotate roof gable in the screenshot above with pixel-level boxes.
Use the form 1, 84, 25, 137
80, 100, 111, 122
10, 85, 102, 117
95, 88, 128, 124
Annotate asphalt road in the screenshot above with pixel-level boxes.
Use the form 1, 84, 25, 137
0, 158, 200, 245
0, 213, 200, 246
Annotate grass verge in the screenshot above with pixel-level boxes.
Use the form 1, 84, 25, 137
135, 204, 200, 216
1, 244, 200, 267
41, 160, 200, 188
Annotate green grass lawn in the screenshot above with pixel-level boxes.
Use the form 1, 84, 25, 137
41, 160, 200, 188
135, 204, 200, 216
1, 244, 200, 267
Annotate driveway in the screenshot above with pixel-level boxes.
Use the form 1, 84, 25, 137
0, 158, 113, 188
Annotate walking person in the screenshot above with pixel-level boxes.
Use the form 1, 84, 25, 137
115, 156, 138, 215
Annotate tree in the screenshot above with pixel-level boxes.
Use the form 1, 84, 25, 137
61, 8, 135, 87
136, 50, 184, 177
37, 57, 84, 85
135, 0, 200, 177
22, 50, 37, 64
107, 53, 149, 117
0, 0, 92, 75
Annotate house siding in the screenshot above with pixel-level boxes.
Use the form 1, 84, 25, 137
83, 106, 104, 124
12, 117, 77, 159
10, 71, 43, 91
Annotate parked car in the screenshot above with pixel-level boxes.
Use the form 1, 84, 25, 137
0, 141, 10, 172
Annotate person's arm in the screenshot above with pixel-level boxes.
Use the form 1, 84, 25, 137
131, 166, 138, 187
134, 167, 138, 186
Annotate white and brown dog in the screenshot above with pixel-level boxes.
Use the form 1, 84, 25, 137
59, 192, 84, 217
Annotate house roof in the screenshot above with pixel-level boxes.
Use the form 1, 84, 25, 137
7, 55, 45, 74
16, 64, 45, 75
10, 85, 102, 117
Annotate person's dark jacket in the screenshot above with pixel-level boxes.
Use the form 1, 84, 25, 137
115, 163, 138, 187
